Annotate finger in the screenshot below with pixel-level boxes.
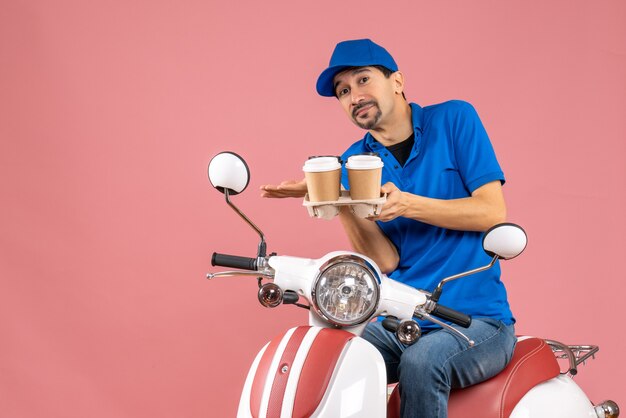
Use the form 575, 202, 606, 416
380, 201, 394, 213
277, 183, 301, 190
371, 215, 391, 222
262, 192, 289, 198
276, 186, 298, 192
261, 188, 289, 197
261, 181, 298, 190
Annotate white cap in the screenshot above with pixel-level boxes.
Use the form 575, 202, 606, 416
303, 156, 341, 172
346, 155, 384, 170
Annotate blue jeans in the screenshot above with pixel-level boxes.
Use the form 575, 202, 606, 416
362, 318, 516, 418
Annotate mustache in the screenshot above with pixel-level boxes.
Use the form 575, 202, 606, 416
352, 101, 378, 118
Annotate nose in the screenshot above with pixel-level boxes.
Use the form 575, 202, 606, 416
350, 88, 365, 106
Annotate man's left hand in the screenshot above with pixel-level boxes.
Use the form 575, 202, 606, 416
368, 182, 409, 222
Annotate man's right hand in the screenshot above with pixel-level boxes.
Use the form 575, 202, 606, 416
260, 179, 307, 198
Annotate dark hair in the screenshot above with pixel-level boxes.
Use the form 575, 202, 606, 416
371, 65, 394, 78
373, 66, 406, 100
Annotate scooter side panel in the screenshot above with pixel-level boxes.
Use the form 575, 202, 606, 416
310, 337, 387, 418
240, 326, 341, 418
289, 328, 356, 417
238, 327, 301, 418
238, 342, 269, 418
509, 374, 597, 418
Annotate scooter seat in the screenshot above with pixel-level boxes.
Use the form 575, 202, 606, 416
387, 337, 560, 418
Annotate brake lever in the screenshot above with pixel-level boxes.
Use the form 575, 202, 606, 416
415, 310, 475, 347
206, 270, 274, 280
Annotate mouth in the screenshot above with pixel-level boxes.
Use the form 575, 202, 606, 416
353, 102, 376, 118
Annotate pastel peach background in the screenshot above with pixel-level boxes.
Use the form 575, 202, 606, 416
1, 1, 624, 417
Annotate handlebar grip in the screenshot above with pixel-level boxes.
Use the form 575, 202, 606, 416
382, 316, 400, 333
431, 304, 472, 328
211, 252, 258, 271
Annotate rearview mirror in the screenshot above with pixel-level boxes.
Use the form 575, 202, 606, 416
208, 151, 250, 195
482, 223, 527, 260
207, 151, 266, 257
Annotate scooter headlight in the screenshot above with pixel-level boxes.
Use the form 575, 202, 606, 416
311, 255, 381, 326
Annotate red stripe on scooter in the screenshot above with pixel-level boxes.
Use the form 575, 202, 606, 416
265, 326, 311, 418
250, 332, 284, 418
291, 328, 355, 418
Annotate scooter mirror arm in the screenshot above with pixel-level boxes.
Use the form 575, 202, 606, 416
430, 255, 498, 302
206, 270, 274, 280
415, 310, 475, 347
224, 188, 267, 257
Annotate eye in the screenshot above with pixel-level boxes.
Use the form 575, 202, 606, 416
337, 87, 350, 97
359, 76, 369, 84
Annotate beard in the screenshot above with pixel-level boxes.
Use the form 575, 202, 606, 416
352, 100, 382, 130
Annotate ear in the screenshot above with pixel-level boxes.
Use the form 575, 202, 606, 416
392, 71, 405, 95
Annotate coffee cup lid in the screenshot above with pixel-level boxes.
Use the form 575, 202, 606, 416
346, 154, 384, 170
303, 156, 342, 172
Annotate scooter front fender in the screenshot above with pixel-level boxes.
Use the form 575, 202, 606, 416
238, 325, 386, 418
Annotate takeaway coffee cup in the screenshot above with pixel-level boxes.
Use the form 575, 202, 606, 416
346, 154, 384, 200
303, 156, 342, 202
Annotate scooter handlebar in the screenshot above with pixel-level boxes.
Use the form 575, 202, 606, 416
431, 303, 472, 328
211, 252, 258, 271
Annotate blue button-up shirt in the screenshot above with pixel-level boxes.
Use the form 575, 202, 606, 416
341, 100, 514, 330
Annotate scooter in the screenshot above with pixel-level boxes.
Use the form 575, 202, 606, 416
206, 151, 620, 418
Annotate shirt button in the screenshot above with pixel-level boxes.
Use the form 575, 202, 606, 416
394, 165, 399, 169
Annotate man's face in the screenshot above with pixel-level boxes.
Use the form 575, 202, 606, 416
333, 66, 397, 130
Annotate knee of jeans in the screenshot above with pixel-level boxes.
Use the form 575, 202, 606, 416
398, 350, 443, 382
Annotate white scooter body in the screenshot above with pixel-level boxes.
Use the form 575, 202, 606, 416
511, 375, 598, 418
237, 328, 601, 418
234, 255, 608, 418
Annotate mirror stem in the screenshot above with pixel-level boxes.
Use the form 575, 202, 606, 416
431, 255, 498, 302
224, 188, 267, 257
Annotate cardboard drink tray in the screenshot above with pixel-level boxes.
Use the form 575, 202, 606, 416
303, 190, 387, 220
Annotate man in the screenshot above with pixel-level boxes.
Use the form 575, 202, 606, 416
261, 39, 516, 418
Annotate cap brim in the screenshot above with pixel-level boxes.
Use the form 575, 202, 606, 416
316, 65, 352, 97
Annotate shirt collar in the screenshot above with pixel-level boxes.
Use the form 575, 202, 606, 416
409, 102, 424, 133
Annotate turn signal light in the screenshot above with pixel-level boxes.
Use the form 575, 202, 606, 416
258, 283, 283, 308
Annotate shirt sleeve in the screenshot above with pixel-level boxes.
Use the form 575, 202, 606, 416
451, 101, 505, 193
